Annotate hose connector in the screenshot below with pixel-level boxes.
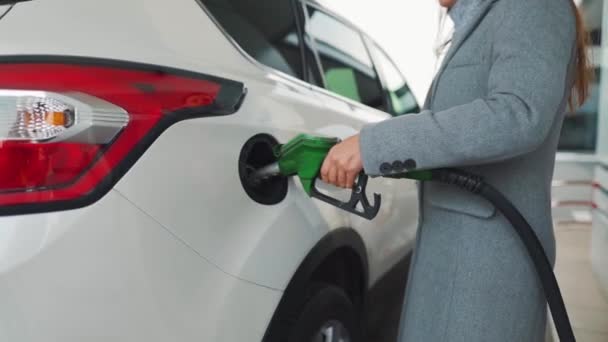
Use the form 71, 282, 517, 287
431, 169, 485, 194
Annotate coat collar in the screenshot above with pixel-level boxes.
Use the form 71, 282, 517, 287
424, 0, 498, 109
449, 0, 483, 30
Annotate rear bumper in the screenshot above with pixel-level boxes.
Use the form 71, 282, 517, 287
0, 190, 280, 342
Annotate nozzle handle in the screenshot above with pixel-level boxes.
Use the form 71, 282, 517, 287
309, 173, 381, 220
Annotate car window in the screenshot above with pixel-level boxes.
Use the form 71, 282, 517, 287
201, 0, 304, 79
368, 43, 419, 116
558, 67, 600, 152
304, 6, 385, 110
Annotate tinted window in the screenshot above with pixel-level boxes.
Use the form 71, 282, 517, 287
305, 6, 384, 109
368, 43, 419, 116
558, 67, 600, 152
202, 0, 304, 79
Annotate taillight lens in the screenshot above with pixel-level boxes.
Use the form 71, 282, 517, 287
0, 59, 245, 214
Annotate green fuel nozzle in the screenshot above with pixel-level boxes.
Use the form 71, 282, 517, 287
249, 134, 382, 219
275, 134, 339, 195
248, 134, 337, 191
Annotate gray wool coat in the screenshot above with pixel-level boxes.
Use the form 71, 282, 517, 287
359, 0, 577, 341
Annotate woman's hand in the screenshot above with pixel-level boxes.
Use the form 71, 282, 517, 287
320, 135, 363, 189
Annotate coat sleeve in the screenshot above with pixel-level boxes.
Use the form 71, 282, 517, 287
359, 0, 577, 176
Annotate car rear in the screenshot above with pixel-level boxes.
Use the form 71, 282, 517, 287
0, 1, 282, 341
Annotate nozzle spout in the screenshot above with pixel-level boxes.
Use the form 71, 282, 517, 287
248, 162, 282, 185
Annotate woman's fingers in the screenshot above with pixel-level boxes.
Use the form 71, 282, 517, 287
320, 157, 330, 183
328, 162, 357, 189
345, 169, 357, 189
319, 135, 363, 188
328, 162, 338, 186
337, 164, 347, 188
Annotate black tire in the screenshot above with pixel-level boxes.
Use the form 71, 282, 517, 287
288, 283, 361, 342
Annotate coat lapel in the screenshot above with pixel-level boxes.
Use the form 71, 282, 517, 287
426, 0, 498, 108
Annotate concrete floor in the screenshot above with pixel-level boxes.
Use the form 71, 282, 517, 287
551, 223, 608, 342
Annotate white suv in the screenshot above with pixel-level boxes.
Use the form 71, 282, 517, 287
0, 0, 420, 341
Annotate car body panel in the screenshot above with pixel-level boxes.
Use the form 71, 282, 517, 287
0, 190, 281, 342
0, 0, 419, 339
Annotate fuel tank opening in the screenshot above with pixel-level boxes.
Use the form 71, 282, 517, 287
239, 134, 287, 205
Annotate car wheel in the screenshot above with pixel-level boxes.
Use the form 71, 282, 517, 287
288, 283, 361, 342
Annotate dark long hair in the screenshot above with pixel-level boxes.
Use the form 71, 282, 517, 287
570, 2, 592, 110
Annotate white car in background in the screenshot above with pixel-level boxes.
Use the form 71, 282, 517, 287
0, 0, 420, 341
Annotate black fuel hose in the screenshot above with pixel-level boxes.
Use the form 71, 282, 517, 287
428, 169, 575, 342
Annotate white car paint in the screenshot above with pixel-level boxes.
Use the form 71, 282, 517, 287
0, 0, 419, 340
0, 191, 281, 342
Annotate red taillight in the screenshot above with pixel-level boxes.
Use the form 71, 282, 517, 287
0, 58, 245, 214
0, 142, 101, 190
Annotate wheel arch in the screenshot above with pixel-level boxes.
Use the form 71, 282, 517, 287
262, 227, 368, 341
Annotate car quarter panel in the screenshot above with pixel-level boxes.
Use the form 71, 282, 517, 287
0, 191, 280, 342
